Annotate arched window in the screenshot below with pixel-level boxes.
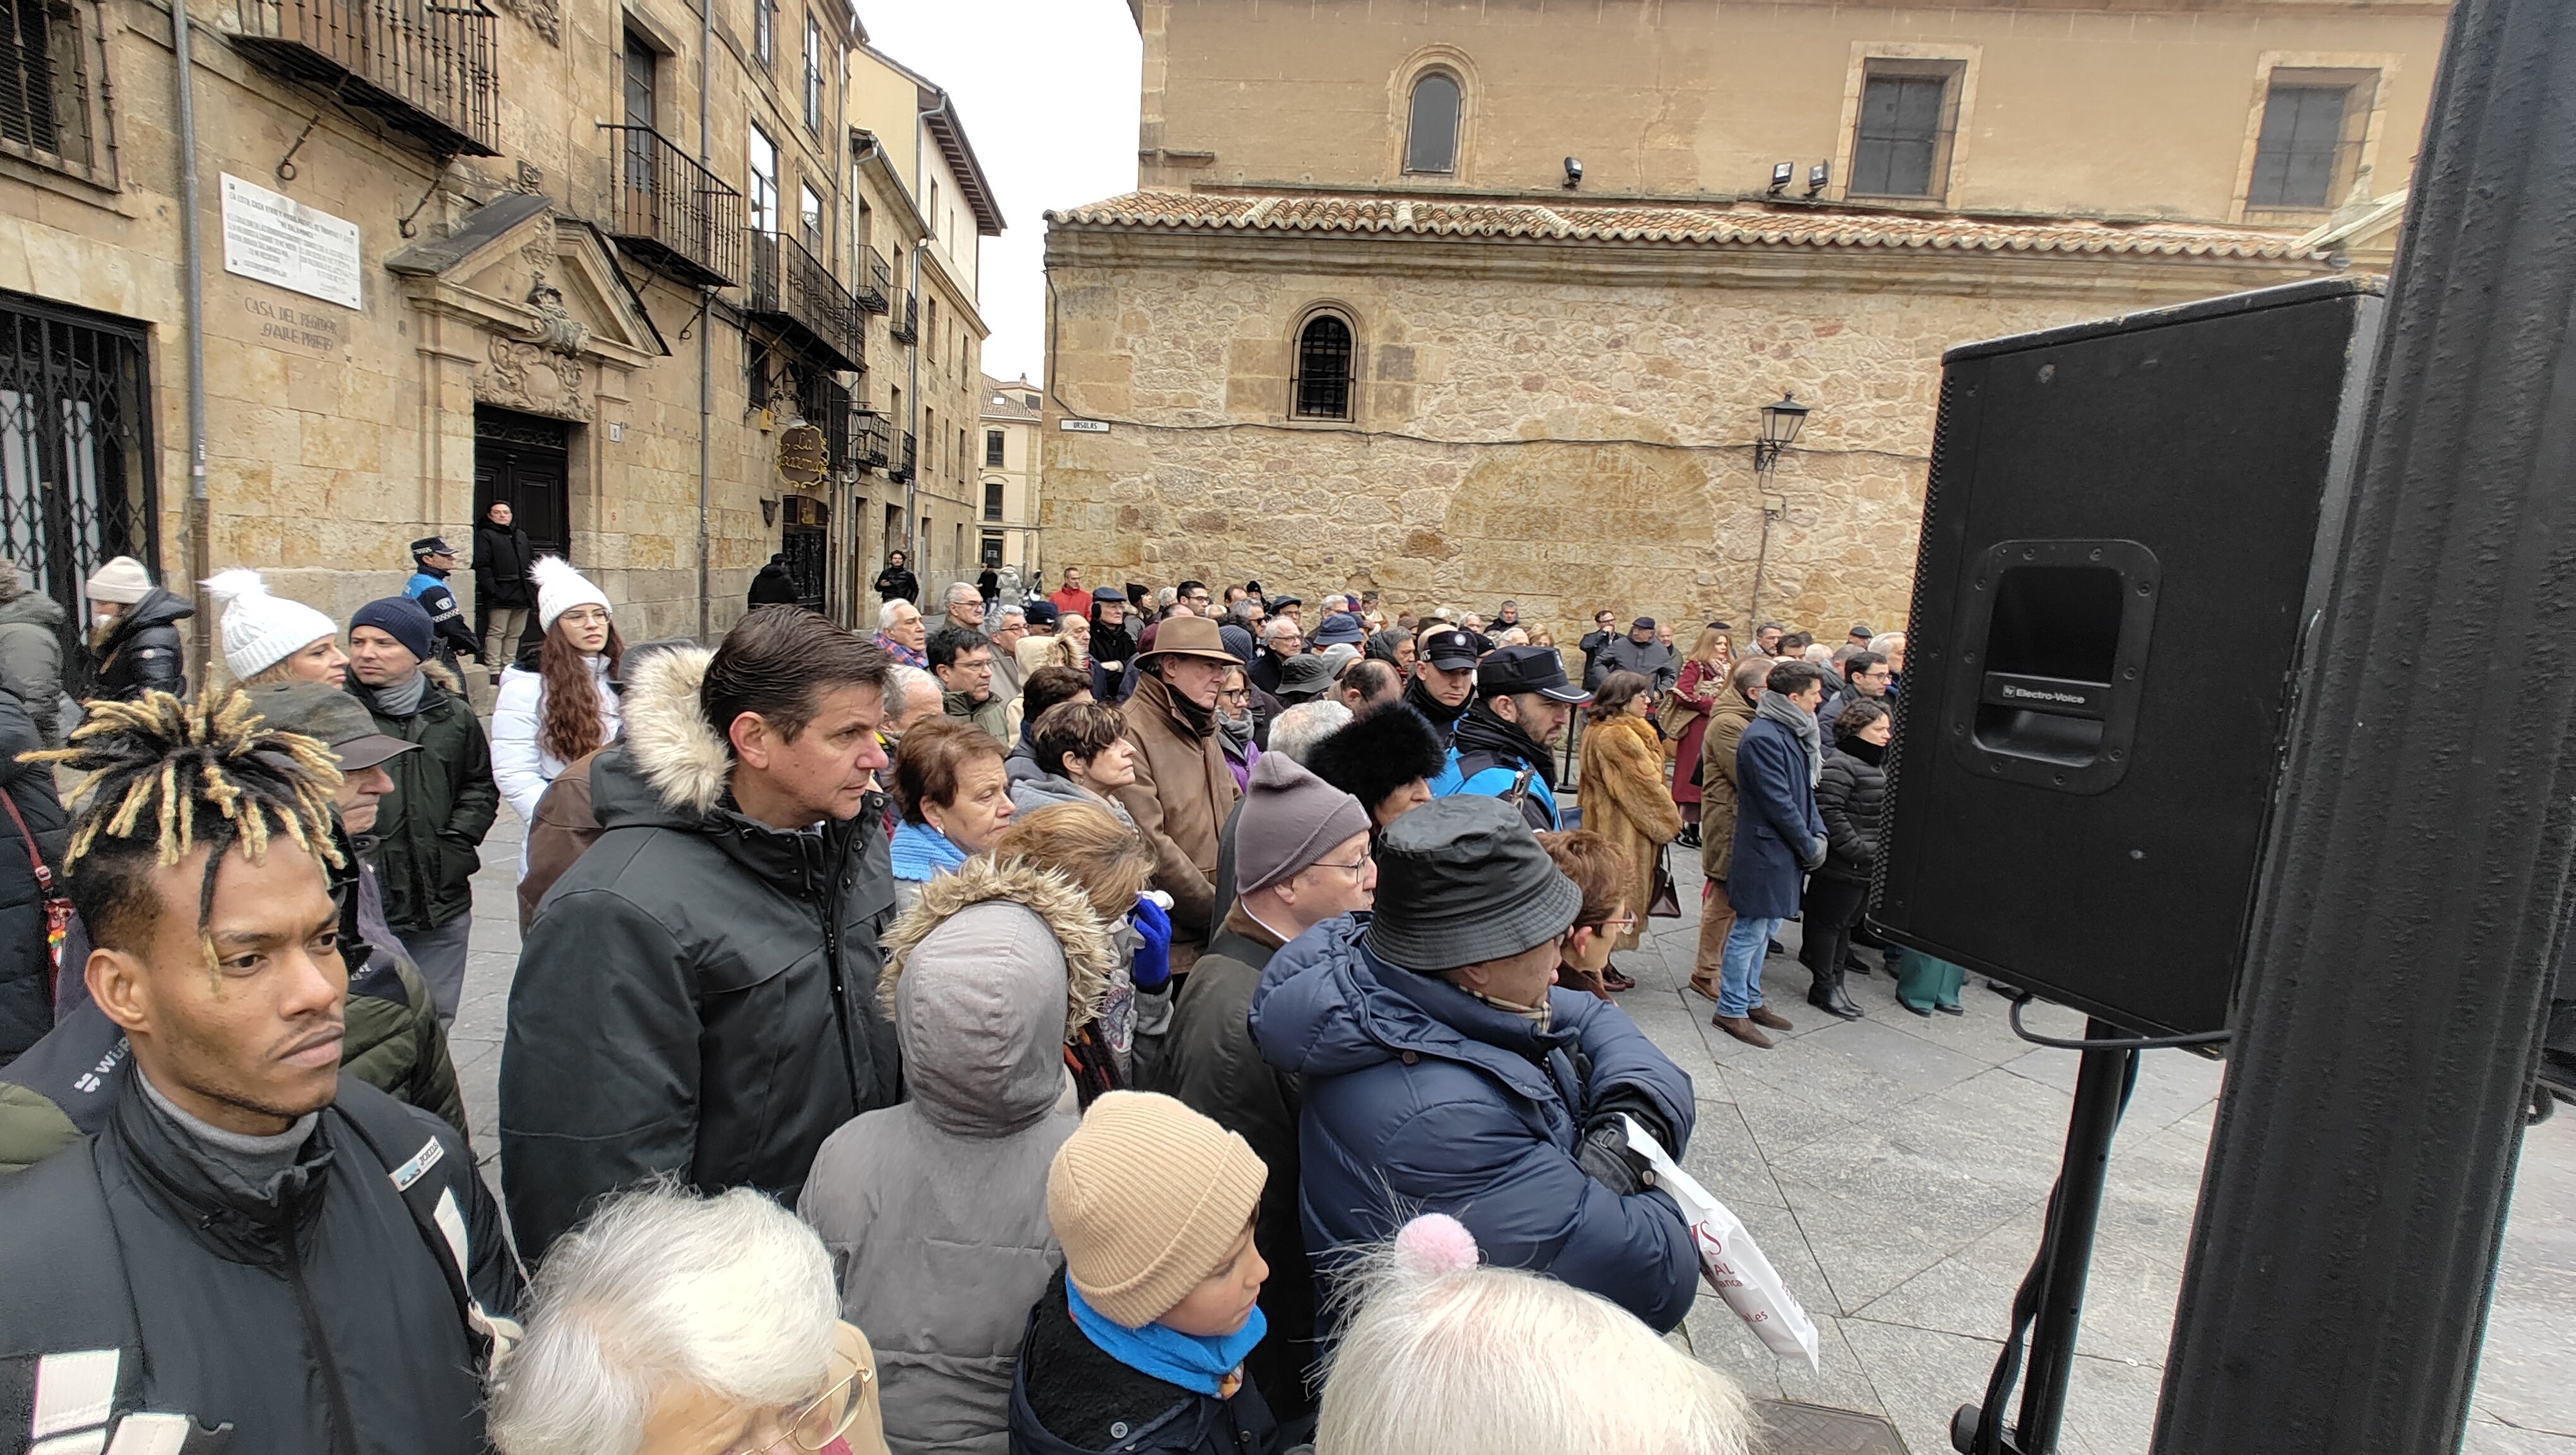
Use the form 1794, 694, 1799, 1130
1404, 72, 1462, 175
1293, 314, 1354, 420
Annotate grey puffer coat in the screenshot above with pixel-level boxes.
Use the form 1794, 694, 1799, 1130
0, 582, 64, 745
800, 857, 1111, 1455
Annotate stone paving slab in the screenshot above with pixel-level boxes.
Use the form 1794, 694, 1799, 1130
451, 798, 2576, 1454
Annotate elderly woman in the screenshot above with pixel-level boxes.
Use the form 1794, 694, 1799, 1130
1315, 1214, 1749, 1455
489, 1185, 887, 1455
1011, 699, 1139, 825
891, 717, 1017, 910
1574, 671, 1684, 988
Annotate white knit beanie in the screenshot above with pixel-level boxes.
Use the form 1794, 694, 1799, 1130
532, 556, 612, 633
204, 568, 339, 682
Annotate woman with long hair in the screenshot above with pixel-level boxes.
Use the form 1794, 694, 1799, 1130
491, 558, 623, 874
1574, 671, 1683, 990
1667, 624, 1734, 847
988, 799, 1164, 1098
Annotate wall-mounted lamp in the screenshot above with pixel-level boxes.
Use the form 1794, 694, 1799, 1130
1562, 156, 1584, 189
1769, 162, 1794, 195
1753, 392, 1811, 472
1806, 163, 1830, 198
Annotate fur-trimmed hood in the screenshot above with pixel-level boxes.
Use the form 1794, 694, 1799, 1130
881, 853, 1114, 1048
613, 645, 729, 818
1304, 704, 1449, 812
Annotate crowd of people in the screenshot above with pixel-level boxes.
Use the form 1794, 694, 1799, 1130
0, 539, 1936, 1455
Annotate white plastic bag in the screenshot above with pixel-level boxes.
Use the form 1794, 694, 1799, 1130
1621, 1113, 1822, 1369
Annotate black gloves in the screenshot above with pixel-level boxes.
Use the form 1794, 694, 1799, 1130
1575, 1089, 1677, 1197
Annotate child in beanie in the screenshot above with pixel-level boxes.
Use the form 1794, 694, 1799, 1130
1009, 1091, 1279, 1455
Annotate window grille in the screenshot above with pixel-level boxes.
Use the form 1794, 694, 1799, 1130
2249, 85, 2352, 209
1293, 315, 1354, 420
1850, 64, 1962, 199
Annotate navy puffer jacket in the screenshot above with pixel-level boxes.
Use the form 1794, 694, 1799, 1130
1248, 919, 1700, 1336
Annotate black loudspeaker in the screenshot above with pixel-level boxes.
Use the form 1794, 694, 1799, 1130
1873, 278, 2382, 1036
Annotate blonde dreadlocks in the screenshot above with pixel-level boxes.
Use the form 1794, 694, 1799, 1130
31, 688, 345, 959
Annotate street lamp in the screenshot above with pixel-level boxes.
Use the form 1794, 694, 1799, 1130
1752, 392, 1810, 472
1746, 392, 1813, 627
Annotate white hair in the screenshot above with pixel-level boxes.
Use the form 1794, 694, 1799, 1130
1155, 585, 1179, 609
1268, 700, 1354, 763
944, 582, 981, 607
1316, 1243, 1750, 1455
1494, 626, 1530, 647
1869, 632, 1905, 655
876, 599, 918, 632
1802, 644, 1834, 665
1323, 593, 1350, 613
487, 1186, 838, 1455
1263, 618, 1303, 645
994, 606, 1026, 628
886, 664, 941, 717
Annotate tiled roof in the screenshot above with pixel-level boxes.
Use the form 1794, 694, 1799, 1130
1045, 190, 2325, 261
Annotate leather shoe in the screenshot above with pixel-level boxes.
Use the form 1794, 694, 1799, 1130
1747, 1005, 1793, 1032
1687, 973, 1720, 1002
1844, 955, 1875, 978
1711, 1014, 1774, 1048
1900, 1000, 1933, 1017
1936, 1002, 1965, 1017
1808, 978, 1863, 1021
1602, 964, 1638, 992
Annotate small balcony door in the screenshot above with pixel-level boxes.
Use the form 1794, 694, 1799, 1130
622, 33, 657, 204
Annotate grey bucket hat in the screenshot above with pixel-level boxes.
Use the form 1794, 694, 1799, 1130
1364, 795, 1582, 973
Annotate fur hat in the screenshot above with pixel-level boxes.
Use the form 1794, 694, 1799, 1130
532, 556, 612, 632
205, 568, 339, 682
1304, 705, 1449, 813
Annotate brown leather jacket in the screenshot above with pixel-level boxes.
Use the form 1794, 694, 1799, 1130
518, 748, 604, 930
1111, 672, 1239, 959
1697, 691, 1758, 882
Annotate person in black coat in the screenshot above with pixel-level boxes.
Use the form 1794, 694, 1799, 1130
874, 549, 921, 604
474, 501, 537, 671
81, 556, 191, 703
1801, 698, 1890, 1021
748, 553, 801, 606
0, 684, 66, 1065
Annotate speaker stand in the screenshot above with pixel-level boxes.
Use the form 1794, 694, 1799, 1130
1950, 1017, 2138, 1455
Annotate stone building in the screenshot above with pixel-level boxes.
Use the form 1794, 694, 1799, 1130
978, 371, 1042, 581
1042, 0, 2445, 636
0, 0, 996, 681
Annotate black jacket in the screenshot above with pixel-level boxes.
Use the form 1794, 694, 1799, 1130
0, 1071, 518, 1455
749, 561, 802, 605
873, 563, 920, 604
1449, 702, 1561, 832
1150, 914, 1315, 1425
1008, 1272, 1278, 1455
88, 587, 191, 703
500, 647, 902, 1260
474, 519, 536, 610
0, 688, 65, 1065
1815, 743, 1887, 885
347, 666, 499, 935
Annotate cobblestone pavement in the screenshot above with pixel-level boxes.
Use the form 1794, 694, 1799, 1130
451, 804, 2576, 1455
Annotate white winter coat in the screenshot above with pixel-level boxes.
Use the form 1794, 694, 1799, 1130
490, 656, 619, 872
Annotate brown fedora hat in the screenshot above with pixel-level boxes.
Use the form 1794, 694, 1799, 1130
1136, 613, 1240, 664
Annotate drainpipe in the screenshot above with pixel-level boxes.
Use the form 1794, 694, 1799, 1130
905, 88, 948, 590
171, 0, 209, 669
695, 0, 713, 642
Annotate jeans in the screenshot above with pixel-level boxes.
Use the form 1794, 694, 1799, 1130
397, 914, 473, 1024
1719, 914, 1785, 1019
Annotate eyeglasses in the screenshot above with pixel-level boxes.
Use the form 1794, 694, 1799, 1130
1313, 848, 1373, 877
1219, 688, 1251, 702
744, 1322, 874, 1454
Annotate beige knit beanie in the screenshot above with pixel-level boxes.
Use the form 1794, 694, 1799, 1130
1047, 1091, 1268, 1328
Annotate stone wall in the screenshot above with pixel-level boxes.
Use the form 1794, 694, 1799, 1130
1041, 227, 2344, 638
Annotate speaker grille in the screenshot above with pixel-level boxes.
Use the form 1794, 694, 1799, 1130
1873, 369, 1965, 924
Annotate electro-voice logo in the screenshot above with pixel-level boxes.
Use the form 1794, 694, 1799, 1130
2000, 683, 2090, 706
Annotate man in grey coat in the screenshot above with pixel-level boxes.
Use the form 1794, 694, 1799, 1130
1590, 615, 1678, 696
800, 854, 1102, 1454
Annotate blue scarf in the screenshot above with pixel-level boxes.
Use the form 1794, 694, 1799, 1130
1064, 1279, 1267, 1398
889, 819, 967, 882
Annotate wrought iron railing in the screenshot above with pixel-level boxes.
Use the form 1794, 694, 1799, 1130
854, 244, 890, 314
232, 0, 499, 157
888, 429, 915, 483
746, 229, 862, 373
1, 0, 110, 182
888, 287, 916, 344
599, 124, 742, 288
852, 409, 890, 470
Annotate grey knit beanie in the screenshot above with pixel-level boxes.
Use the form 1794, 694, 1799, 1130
1235, 751, 1371, 895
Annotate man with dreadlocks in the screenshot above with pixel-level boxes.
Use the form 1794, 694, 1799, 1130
0, 690, 518, 1455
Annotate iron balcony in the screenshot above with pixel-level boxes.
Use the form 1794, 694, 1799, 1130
231, 0, 501, 157
745, 230, 862, 374
599, 125, 744, 288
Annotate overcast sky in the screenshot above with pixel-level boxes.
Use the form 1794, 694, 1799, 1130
860, 1, 1141, 386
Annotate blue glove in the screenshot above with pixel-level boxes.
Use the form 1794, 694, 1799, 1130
1128, 896, 1173, 990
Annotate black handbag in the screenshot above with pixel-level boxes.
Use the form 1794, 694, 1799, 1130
1647, 844, 1683, 919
